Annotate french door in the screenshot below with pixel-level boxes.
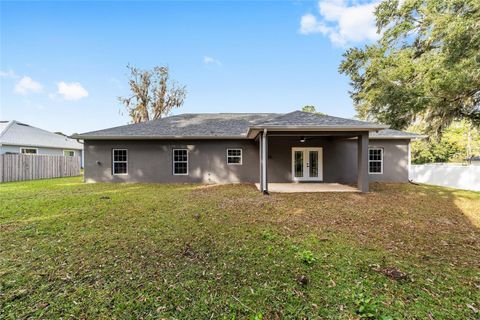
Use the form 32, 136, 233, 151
292, 148, 323, 181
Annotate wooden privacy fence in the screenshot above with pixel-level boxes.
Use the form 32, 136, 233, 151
0, 154, 81, 183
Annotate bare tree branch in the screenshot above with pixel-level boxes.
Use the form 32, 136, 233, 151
118, 65, 186, 123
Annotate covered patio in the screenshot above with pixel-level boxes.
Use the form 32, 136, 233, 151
247, 112, 388, 194
254, 183, 359, 193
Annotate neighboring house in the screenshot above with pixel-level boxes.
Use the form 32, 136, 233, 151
0, 120, 84, 167
73, 111, 423, 192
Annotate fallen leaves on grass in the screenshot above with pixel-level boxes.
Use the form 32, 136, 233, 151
1, 178, 479, 319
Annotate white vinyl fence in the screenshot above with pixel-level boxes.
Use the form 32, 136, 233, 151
0, 154, 81, 183
410, 164, 480, 192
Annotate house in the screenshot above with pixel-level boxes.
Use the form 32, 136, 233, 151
73, 111, 424, 193
0, 120, 84, 167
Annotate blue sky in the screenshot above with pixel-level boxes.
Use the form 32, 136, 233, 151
0, 0, 379, 134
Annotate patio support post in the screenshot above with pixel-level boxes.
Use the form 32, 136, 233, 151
262, 129, 269, 195
357, 132, 369, 193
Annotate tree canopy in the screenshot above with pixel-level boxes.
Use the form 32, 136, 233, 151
339, 0, 480, 135
301, 105, 326, 115
119, 65, 186, 123
411, 120, 480, 163
302, 105, 317, 113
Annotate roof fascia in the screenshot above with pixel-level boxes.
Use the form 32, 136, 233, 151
0, 142, 83, 149
72, 135, 249, 140
370, 135, 427, 140
246, 125, 389, 138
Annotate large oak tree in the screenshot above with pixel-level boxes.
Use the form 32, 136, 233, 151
339, 0, 480, 135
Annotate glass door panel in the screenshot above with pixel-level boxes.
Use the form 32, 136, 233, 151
294, 151, 304, 178
309, 151, 319, 178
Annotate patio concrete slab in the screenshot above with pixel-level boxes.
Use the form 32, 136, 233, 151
255, 183, 359, 193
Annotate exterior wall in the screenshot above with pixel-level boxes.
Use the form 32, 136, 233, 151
0, 145, 83, 167
83, 138, 409, 184
267, 136, 353, 183
84, 140, 259, 183
267, 137, 409, 183
368, 139, 409, 182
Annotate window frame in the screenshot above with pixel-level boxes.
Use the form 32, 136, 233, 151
368, 147, 383, 174
20, 147, 38, 154
112, 149, 128, 175
172, 148, 189, 175
63, 150, 75, 157
226, 148, 243, 165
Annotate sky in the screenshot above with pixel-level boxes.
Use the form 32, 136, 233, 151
0, 0, 379, 135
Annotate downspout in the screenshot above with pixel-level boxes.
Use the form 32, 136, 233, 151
259, 132, 263, 192
407, 141, 411, 181
262, 128, 269, 195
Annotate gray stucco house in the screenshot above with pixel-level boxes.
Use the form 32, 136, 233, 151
74, 111, 423, 193
0, 120, 84, 167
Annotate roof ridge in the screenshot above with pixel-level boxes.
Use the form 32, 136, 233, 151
254, 110, 386, 126
174, 112, 283, 115
0, 120, 15, 140
295, 110, 381, 123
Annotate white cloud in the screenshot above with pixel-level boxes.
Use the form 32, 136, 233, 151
56, 82, 89, 101
203, 56, 222, 66
14, 76, 43, 95
300, 0, 380, 46
300, 14, 333, 35
0, 70, 18, 78
108, 77, 123, 89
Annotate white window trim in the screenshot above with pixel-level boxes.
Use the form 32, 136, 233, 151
226, 148, 243, 165
172, 149, 189, 175
63, 149, 75, 156
368, 147, 383, 174
112, 149, 128, 175
20, 147, 38, 154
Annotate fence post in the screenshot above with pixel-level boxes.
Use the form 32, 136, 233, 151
0, 154, 3, 183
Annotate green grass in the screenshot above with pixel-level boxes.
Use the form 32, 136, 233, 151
1, 177, 479, 319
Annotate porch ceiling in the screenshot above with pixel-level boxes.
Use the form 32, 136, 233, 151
254, 183, 360, 193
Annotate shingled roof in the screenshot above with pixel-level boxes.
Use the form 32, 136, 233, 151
369, 129, 426, 139
74, 113, 278, 139
251, 111, 386, 129
73, 111, 421, 140
1, 120, 83, 149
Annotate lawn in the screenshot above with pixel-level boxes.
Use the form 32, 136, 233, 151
0, 177, 479, 319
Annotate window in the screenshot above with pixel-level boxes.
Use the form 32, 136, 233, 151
20, 147, 38, 154
112, 149, 128, 175
64, 150, 75, 157
227, 149, 242, 165
368, 148, 383, 174
173, 149, 188, 175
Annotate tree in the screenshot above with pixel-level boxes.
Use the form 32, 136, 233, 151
302, 105, 317, 113
339, 0, 480, 135
301, 105, 326, 115
119, 65, 186, 123
411, 120, 480, 163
